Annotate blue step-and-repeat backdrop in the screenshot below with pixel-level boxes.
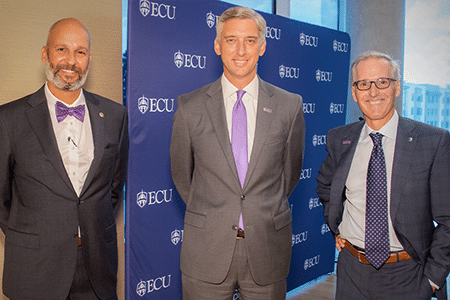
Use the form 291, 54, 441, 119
125, 0, 351, 298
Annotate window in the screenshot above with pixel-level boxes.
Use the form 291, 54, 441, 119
403, 0, 450, 132
225, 0, 272, 13
290, 0, 340, 30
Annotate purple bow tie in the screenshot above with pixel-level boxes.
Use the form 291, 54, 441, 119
55, 101, 85, 123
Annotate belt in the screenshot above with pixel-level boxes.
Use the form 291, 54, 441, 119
343, 240, 411, 264
237, 228, 245, 239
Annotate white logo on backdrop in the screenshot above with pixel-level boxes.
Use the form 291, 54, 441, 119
292, 231, 308, 246
316, 69, 333, 82
137, 190, 148, 208
174, 50, 206, 69
313, 134, 327, 146
330, 102, 345, 114
140, 0, 150, 17
136, 275, 172, 295
304, 255, 320, 270
138, 95, 149, 114
171, 229, 183, 245
303, 103, 316, 114
333, 39, 348, 52
206, 11, 219, 28
266, 26, 281, 40
140, 2, 176, 19
299, 32, 318, 47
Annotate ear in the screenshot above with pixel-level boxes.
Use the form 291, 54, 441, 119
214, 39, 221, 56
41, 46, 48, 63
259, 39, 266, 56
351, 85, 358, 103
394, 80, 401, 97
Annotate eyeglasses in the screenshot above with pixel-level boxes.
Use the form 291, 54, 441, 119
353, 78, 397, 91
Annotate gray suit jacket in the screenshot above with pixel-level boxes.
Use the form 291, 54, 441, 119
170, 77, 305, 285
316, 116, 450, 294
0, 86, 129, 299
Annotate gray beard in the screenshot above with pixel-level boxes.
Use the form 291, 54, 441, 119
45, 61, 89, 91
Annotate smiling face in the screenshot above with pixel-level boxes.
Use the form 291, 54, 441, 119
214, 18, 266, 89
41, 19, 92, 94
352, 57, 401, 130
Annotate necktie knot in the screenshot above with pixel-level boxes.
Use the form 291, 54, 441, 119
369, 132, 383, 147
55, 101, 85, 123
236, 90, 246, 102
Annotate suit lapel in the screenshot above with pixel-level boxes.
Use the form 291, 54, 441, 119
390, 117, 417, 220
25, 86, 75, 192
244, 79, 276, 189
80, 91, 105, 196
331, 122, 364, 198
204, 79, 241, 185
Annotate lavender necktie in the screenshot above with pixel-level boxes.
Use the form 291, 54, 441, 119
55, 101, 85, 123
232, 90, 247, 230
365, 132, 390, 269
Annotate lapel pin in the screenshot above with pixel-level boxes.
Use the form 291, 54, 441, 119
99, 112, 104, 118
263, 107, 272, 113
408, 137, 413, 142
342, 140, 351, 145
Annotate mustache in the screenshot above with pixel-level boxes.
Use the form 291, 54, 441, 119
53, 64, 83, 76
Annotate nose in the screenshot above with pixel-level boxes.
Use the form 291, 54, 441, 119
368, 82, 379, 97
237, 40, 246, 56
64, 51, 77, 65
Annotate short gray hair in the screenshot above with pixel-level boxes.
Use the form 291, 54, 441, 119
216, 6, 266, 45
351, 51, 401, 84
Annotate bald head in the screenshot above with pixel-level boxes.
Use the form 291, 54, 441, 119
46, 18, 91, 50
41, 18, 92, 99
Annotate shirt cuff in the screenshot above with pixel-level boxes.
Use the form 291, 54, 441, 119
429, 279, 439, 290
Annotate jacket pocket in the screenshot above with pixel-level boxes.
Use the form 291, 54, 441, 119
105, 223, 117, 242
184, 210, 206, 229
6, 228, 39, 249
274, 209, 292, 231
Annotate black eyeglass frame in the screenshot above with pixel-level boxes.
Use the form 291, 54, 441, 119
353, 77, 397, 91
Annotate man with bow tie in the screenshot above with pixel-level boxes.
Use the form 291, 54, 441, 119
0, 18, 128, 300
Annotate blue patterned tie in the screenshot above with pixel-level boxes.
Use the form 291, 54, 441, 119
232, 90, 247, 230
365, 132, 389, 269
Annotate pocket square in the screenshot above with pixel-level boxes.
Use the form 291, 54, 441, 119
263, 107, 272, 113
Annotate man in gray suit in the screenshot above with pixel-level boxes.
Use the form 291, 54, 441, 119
170, 6, 305, 300
316, 51, 450, 299
0, 18, 128, 299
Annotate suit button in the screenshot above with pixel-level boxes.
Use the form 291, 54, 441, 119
232, 225, 239, 231
240, 195, 245, 201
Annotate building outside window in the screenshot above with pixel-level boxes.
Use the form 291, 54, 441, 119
403, 0, 450, 131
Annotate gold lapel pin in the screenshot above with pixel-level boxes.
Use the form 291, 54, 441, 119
99, 112, 104, 118
408, 137, 413, 142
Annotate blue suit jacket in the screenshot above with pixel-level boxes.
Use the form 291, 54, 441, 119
316, 116, 450, 290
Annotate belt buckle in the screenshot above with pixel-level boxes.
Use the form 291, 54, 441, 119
237, 228, 245, 239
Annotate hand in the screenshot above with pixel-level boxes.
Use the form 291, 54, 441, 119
335, 234, 346, 252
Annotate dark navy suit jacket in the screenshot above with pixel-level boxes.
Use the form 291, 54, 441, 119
317, 116, 450, 295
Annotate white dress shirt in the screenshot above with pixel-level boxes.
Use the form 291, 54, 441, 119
340, 110, 403, 251
221, 75, 258, 162
45, 83, 94, 197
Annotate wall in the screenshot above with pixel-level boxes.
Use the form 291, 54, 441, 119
0, 1, 124, 299
345, 0, 405, 123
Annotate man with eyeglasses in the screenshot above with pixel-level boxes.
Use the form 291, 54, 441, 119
316, 51, 450, 300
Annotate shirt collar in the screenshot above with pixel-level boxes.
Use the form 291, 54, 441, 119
45, 82, 86, 110
362, 110, 399, 141
221, 74, 259, 101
